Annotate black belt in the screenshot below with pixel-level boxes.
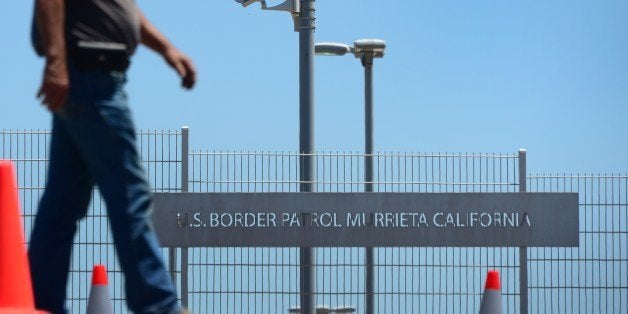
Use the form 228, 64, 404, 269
70, 44, 130, 72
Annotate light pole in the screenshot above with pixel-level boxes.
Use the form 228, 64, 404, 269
298, 2, 317, 314
235, 1, 316, 313
315, 39, 386, 314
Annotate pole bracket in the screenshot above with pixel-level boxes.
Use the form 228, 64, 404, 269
240, 0, 301, 31
262, 0, 301, 32
261, 0, 300, 14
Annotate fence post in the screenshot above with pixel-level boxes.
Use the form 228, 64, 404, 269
169, 129, 179, 288
518, 149, 528, 314
180, 126, 190, 308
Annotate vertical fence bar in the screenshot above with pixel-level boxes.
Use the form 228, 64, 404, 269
169, 168, 177, 293
181, 126, 190, 308
518, 149, 528, 314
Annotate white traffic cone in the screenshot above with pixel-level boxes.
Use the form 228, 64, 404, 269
86, 265, 114, 314
479, 270, 502, 314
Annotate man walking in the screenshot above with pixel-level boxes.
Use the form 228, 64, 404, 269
29, 0, 195, 313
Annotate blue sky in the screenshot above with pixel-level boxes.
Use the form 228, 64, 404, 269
2, 0, 627, 174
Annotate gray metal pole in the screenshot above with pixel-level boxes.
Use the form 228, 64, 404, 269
170, 126, 190, 304
180, 126, 190, 308
362, 55, 375, 314
299, 1, 316, 313
363, 57, 374, 186
518, 149, 528, 314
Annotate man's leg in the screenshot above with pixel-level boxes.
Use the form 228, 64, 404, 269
29, 115, 94, 314
64, 70, 179, 314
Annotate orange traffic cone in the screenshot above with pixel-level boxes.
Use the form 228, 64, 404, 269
86, 265, 114, 314
0, 160, 46, 313
479, 270, 503, 314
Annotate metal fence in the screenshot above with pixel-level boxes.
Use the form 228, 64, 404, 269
187, 149, 522, 314
2, 128, 626, 313
2, 129, 183, 313
527, 175, 627, 313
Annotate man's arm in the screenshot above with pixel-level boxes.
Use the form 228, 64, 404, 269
139, 12, 196, 89
35, 0, 69, 111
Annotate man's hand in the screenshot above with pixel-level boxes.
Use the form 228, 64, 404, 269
164, 47, 196, 89
37, 57, 69, 111
139, 12, 197, 90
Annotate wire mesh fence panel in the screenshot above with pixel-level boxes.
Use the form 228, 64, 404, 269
2, 129, 183, 313
368, 153, 521, 314
528, 175, 628, 314
188, 151, 521, 313
188, 151, 300, 313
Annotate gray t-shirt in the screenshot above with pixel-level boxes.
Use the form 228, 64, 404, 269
32, 0, 140, 57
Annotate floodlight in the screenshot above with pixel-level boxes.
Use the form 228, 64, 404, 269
234, 0, 261, 7
315, 39, 386, 59
353, 39, 386, 59
314, 42, 352, 56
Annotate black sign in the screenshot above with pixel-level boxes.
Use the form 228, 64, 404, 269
152, 192, 579, 247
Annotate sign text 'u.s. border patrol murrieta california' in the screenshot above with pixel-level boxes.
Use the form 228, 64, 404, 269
152, 192, 579, 247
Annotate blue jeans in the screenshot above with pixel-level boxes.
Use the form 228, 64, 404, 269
28, 66, 180, 314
